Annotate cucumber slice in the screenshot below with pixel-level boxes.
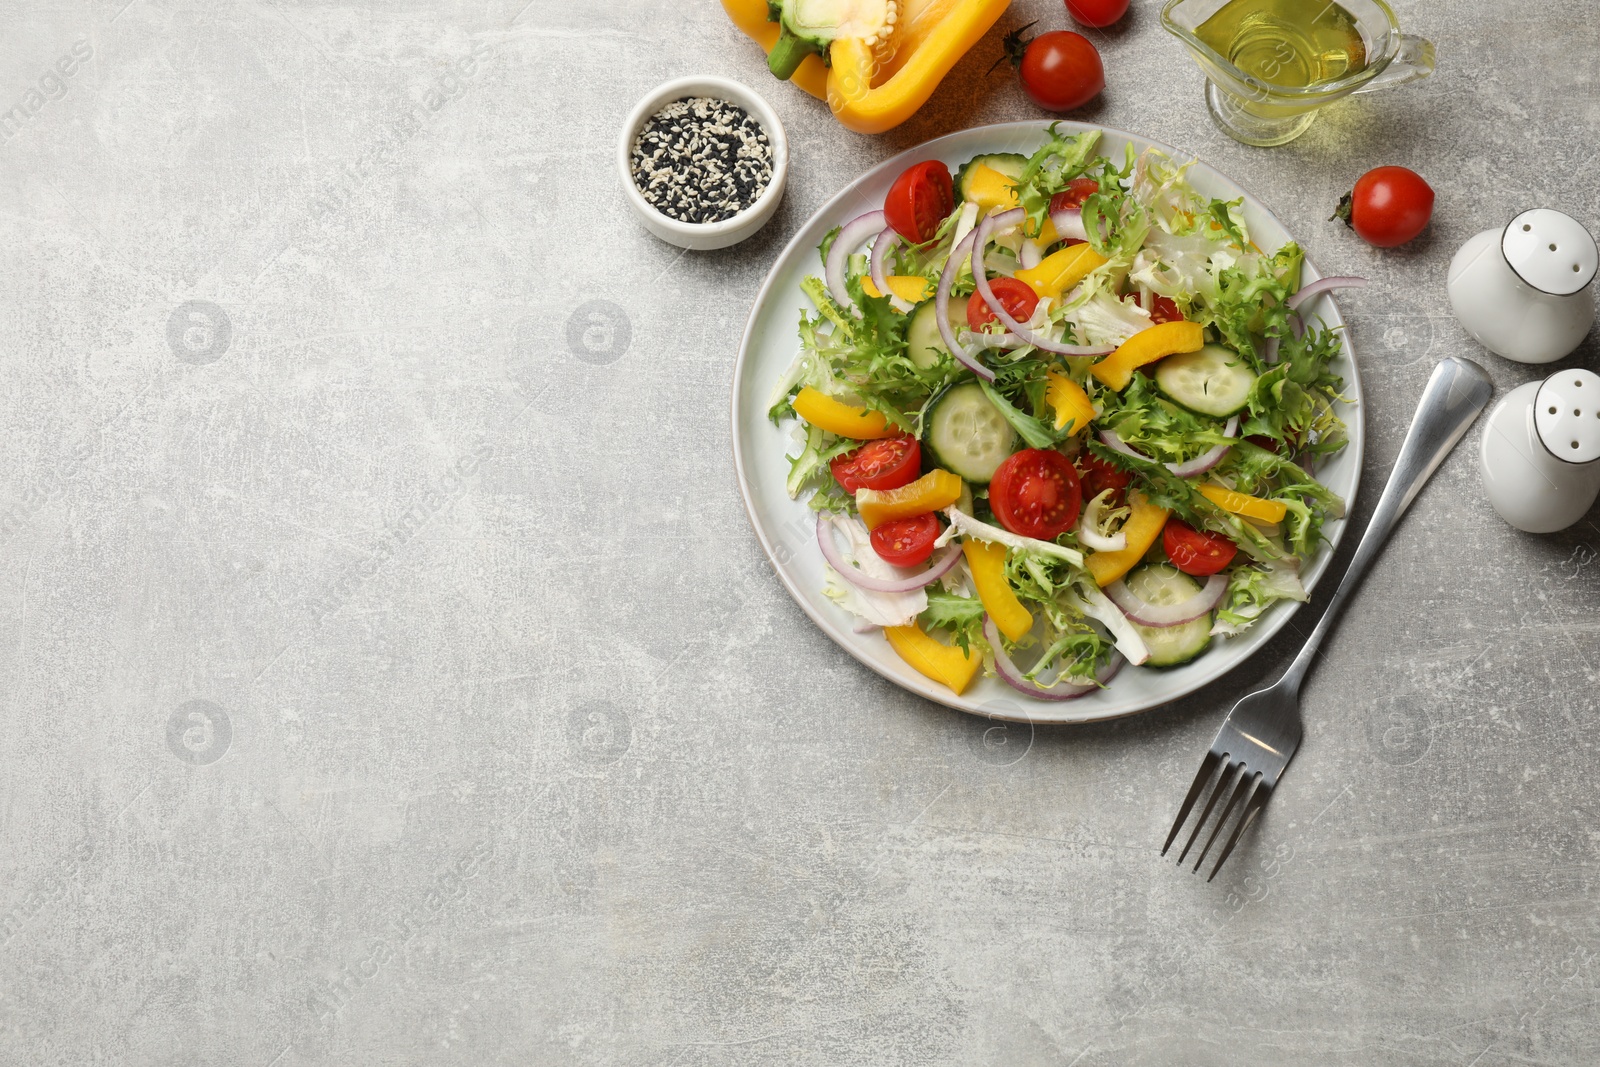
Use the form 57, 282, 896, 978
955, 152, 1028, 202
905, 299, 967, 370
1155, 343, 1257, 418
923, 381, 1018, 484
1122, 563, 1213, 667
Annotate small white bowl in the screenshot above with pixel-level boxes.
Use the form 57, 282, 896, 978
617, 75, 789, 251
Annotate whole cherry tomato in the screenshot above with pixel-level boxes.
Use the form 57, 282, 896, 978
998, 25, 1105, 113
1065, 0, 1129, 28
1333, 166, 1434, 248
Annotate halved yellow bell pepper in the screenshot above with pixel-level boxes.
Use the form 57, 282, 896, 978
1045, 372, 1095, 434
792, 387, 894, 439
963, 539, 1032, 642
1090, 320, 1206, 391
723, 0, 1012, 134
861, 275, 933, 303
1086, 493, 1170, 587
1015, 243, 1106, 301
1199, 483, 1289, 524
856, 469, 963, 530
884, 621, 982, 694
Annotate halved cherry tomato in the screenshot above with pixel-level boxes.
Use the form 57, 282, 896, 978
1049, 178, 1102, 214
1148, 294, 1182, 324
871, 513, 942, 567
1121, 293, 1184, 324
1077, 452, 1131, 506
884, 161, 955, 245
990, 448, 1083, 540
831, 435, 921, 494
1244, 434, 1280, 454
1163, 518, 1238, 576
967, 276, 1040, 330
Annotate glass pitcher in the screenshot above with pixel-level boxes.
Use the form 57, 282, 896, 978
1161, 0, 1436, 147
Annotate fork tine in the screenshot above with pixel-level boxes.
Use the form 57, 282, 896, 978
1176, 757, 1237, 866
1162, 750, 1222, 856
1207, 782, 1270, 882
1193, 767, 1259, 874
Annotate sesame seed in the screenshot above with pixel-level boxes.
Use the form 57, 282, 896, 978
630, 96, 772, 226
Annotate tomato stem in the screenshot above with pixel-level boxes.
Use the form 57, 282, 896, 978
989, 21, 1037, 74
1330, 191, 1355, 229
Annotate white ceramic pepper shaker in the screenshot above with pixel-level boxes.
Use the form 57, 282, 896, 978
1448, 209, 1597, 364
1480, 368, 1600, 532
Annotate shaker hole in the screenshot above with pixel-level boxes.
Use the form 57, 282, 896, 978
1574, 441, 1582, 450
1523, 223, 1532, 231
1549, 243, 1559, 252
1550, 405, 1559, 414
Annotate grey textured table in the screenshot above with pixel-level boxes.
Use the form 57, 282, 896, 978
1, 1, 1597, 1064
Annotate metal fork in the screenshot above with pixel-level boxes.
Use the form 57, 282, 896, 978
1164, 356, 1494, 880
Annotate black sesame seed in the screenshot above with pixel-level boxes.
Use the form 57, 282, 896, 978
629, 96, 773, 226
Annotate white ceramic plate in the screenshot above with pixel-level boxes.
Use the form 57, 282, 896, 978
731, 121, 1364, 724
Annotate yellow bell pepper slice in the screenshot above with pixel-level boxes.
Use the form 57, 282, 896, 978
1014, 243, 1107, 301
718, 0, 831, 100
1090, 320, 1206, 391
720, 0, 1010, 135
885, 621, 983, 695
856, 469, 963, 530
861, 274, 933, 304
1045, 372, 1096, 434
1199, 483, 1289, 524
963, 539, 1032, 642
1085, 493, 1170, 587
964, 164, 1019, 215
791, 387, 894, 440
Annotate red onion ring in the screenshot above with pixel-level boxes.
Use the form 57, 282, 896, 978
816, 513, 963, 593
1288, 275, 1367, 314
934, 229, 997, 382
1099, 415, 1240, 477
1050, 208, 1088, 243
1105, 571, 1229, 627
973, 209, 1115, 357
1287, 275, 1366, 340
983, 616, 1124, 700
868, 226, 910, 311
825, 210, 888, 309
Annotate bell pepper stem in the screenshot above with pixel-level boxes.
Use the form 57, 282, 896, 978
767, 25, 816, 81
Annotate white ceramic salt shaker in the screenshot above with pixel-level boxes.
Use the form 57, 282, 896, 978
1480, 368, 1600, 532
1448, 209, 1597, 364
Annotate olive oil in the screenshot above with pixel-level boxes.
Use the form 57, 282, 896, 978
1195, 0, 1367, 88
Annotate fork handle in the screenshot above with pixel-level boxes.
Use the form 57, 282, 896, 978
1279, 357, 1494, 694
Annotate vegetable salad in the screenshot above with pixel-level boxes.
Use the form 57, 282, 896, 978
769, 124, 1354, 701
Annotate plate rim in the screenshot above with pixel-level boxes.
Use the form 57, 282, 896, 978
730, 119, 1365, 724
